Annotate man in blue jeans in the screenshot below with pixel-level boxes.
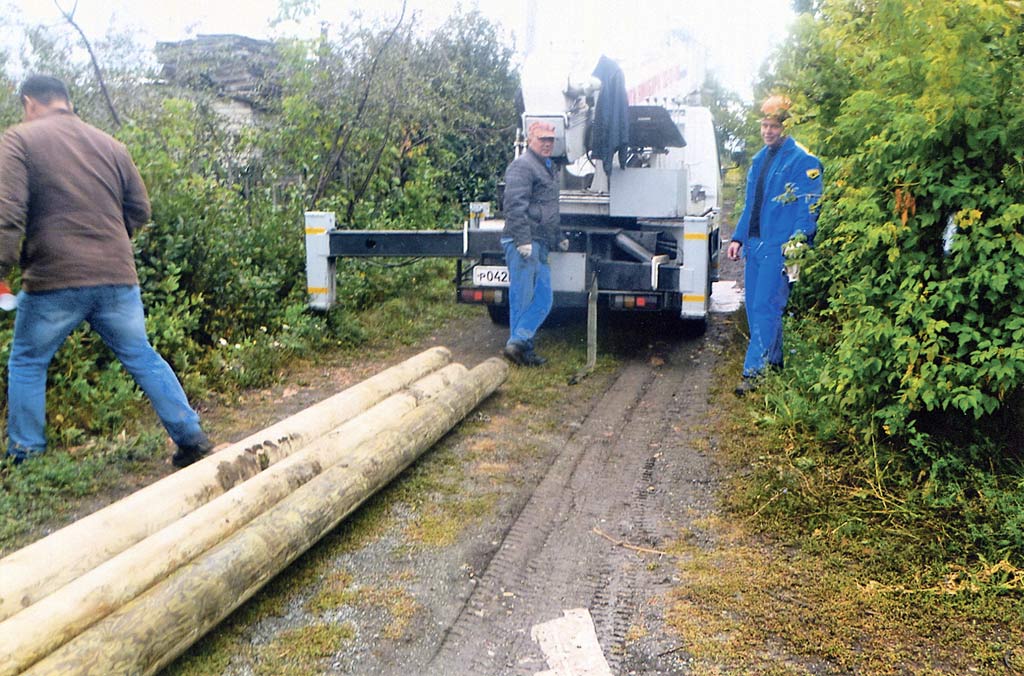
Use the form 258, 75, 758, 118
500, 121, 568, 366
0, 75, 213, 467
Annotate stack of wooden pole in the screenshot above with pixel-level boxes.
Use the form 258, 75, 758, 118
0, 347, 508, 676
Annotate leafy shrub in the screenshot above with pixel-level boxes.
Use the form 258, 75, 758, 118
770, 0, 1024, 457
746, 0, 1024, 565
0, 7, 518, 446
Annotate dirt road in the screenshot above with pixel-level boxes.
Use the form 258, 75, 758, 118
158, 231, 746, 675
160, 290, 744, 676
425, 317, 729, 676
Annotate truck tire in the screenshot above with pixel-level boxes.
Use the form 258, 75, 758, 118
683, 316, 708, 336
660, 312, 707, 337
486, 304, 509, 325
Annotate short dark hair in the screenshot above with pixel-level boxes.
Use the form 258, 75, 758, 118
19, 75, 70, 106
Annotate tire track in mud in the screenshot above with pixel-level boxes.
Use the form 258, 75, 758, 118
426, 324, 721, 676
427, 361, 654, 675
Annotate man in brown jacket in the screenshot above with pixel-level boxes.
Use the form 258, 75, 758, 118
0, 75, 213, 467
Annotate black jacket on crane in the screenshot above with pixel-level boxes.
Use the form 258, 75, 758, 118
590, 55, 630, 171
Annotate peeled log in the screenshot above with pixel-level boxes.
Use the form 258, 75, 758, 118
0, 363, 468, 676
24, 358, 508, 676
0, 346, 451, 623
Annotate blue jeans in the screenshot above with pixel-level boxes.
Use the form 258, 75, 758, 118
742, 238, 790, 377
502, 239, 552, 351
7, 285, 204, 460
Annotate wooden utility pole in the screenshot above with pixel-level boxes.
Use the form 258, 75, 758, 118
21, 358, 507, 676
0, 347, 452, 622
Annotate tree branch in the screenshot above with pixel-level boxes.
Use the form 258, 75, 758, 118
55, 0, 121, 128
308, 0, 408, 209
345, 97, 399, 226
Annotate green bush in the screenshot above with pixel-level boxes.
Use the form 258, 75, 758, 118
770, 0, 1024, 457
0, 7, 518, 445
747, 0, 1024, 565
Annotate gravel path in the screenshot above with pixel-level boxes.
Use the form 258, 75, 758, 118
426, 318, 728, 676
158, 220, 745, 676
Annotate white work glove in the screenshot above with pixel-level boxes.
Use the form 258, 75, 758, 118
517, 243, 533, 259
0, 279, 15, 311
782, 238, 806, 283
558, 239, 570, 252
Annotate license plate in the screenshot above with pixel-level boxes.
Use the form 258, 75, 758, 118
472, 265, 510, 287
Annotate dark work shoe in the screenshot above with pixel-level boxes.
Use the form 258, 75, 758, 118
502, 342, 529, 366
5, 445, 41, 466
522, 350, 547, 366
172, 435, 215, 468
734, 378, 758, 397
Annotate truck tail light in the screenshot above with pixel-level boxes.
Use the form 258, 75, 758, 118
610, 294, 660, 310
459, 289, 504, 304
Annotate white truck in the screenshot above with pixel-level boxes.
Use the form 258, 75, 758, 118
305, 54, 722, 353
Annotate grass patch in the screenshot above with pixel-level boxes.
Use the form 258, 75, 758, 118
668, 517, 1024, 675
345, 262, 475, 351
165, 642, 244, 676
665, 316, 1024, 674
253, 622, 356, 676
497, 328, 615, 406
307, 576, 419, 641
0, 431, 167, 553
372, 585, 420, 640
305, 569, 358, 614
405, 494, 498, 546
327, 492, 398, 555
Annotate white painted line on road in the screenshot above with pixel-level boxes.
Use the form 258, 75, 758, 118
531, 608, 613, 676
710, 280, 743, 313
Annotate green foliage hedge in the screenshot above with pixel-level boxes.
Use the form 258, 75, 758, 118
749, 0, 1024, 563
769, 0, 1024, 457
0, 8, 518, 447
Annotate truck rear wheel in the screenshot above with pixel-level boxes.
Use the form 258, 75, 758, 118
486, 304, 509, 325
682, 316, 708, 336
661, 312, 707, 337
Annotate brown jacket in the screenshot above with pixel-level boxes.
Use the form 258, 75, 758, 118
0, 109, 151, 292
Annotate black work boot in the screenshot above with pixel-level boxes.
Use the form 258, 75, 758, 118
172, 434, 215, 468
734, 377, 758, 397
522, 350, 547, 366
502, 342, 529, 366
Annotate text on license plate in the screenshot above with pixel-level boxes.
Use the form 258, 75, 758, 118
472, 265, 509, 287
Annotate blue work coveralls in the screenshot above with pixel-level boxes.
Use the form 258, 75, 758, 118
732, 136, 823, 377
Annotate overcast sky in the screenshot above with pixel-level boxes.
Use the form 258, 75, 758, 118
7, 0, 795, 100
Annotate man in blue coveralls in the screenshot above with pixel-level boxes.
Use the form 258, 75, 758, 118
500, 120, 568, 367
727, 94, 823, 396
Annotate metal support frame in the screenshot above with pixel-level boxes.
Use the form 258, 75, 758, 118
305, 212, 505, 310
569, 270, 599, 385
306, 212, 717, 322
305, 212, 337, 311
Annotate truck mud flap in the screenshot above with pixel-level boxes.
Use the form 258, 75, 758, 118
596, 261, 680, 291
